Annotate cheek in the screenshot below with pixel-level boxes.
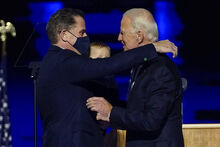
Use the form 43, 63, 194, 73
69, 36, 77, 45
125, 38, 138, 49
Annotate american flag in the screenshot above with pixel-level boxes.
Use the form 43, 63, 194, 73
0, 53, 12, 146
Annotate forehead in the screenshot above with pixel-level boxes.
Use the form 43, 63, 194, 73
121, 16, 132, 31
91, 46, 109, 52
71, 16, 86, 30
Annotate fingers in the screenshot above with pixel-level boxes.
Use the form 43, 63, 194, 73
87, 97, 105, 103
168, 40, 178, 58
86, 96, 112, 122
86, 97, 107, 112
87, 97, 109, 107
87, 97, 101, 108
86, 102, 96, 110
86, 101, 101, 111
170, 42, 178, 58
154, 40, 178, 58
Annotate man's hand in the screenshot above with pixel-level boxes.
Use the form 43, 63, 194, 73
152, 40, 178, 58
86, 97, 112, 122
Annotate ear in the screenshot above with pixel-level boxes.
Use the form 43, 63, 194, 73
136, 31, 144, 44
60, 30, 68, 42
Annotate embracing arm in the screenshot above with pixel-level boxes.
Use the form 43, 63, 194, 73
62, 40, 177, 82
62, 44, 157, 82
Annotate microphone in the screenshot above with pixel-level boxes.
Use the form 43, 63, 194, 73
181, 77, 188, 91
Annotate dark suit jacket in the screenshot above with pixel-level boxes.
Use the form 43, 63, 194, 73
36, 44, 157, 147
85, 75, 119, 107
110, 54, 184, 147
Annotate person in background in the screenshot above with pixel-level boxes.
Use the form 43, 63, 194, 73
90, 42, 111, 58
89, 42, 119, 147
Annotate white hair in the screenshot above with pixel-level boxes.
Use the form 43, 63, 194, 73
123, 8, 158, 42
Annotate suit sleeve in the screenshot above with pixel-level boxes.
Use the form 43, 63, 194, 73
61, 44, 157, 82
109, 65, 177, 132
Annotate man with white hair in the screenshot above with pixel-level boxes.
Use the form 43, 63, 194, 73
87, 8, 184, 147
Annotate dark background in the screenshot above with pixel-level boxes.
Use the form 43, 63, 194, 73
1, 0, 220, 146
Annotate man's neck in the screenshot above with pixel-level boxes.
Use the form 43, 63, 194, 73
53, 43, 81, 55
138, 40, 153, 47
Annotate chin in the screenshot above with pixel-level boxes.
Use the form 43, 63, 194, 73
123, 46, 128, 51
123, 48, 128, 51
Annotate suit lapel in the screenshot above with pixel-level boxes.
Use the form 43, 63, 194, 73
128, 64, 144, 93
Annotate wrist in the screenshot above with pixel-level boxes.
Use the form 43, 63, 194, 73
107, 107, 113, 121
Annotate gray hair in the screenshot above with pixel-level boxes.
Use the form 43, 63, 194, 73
123, 8, 158, 42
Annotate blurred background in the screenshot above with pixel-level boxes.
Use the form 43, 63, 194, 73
0, 0, 220, 146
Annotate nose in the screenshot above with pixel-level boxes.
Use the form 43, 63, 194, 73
118, 33, 122, 41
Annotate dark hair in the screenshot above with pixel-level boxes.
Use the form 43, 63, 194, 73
46, 8, 85, 44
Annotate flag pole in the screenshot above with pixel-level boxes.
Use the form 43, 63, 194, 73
0, 19, 16, 147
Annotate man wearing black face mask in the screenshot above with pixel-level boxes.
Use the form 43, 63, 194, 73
37, 8, 178, 147
66, 30, 90, 56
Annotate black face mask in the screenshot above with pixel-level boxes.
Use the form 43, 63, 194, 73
67, 31, 90, 56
